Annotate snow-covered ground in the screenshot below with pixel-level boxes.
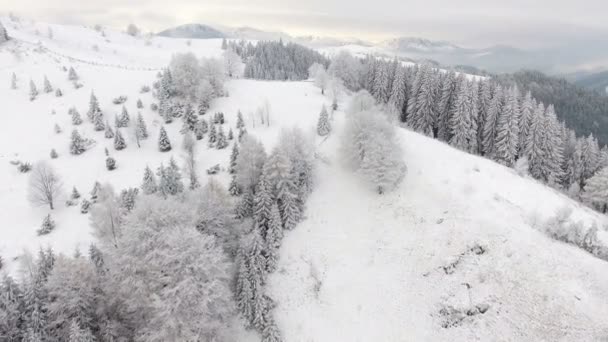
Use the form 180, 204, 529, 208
1, 19, 608, 341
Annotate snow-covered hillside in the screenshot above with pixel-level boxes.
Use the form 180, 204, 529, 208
1, 19, 608, 341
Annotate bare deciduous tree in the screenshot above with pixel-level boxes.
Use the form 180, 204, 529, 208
28, 161, 63, 210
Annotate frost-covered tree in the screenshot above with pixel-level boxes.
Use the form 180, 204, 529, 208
92, 111, 105, 131
126, 23, 139, 36
216, 125, 228, 149
493, 86, 520, 167
68, 66, 79, 81
582, 167, 608, 213
11, 72, 17, 89
223, 48, 243, 78
135, 112, 148, 141
208, 122, 217, 147
157, 158, 184, 197
449, 79, 478, 153
117, 106, 130, 127
408, 64, 437, 136
169, 53, 201, 100
342, 108, 406, 194
181, 103, 198, 132
37, 214, 55, 235
50, 148, 58, 159
141, 165, 158, 194
328, 50, 362, 90
237, 110, 245, 130
106, 155, 116, 170
87, 92, 102, 122
388, 65, 409, 123
55, 88, 62, 97
29, 79, 38, 101
317, 105, 331, 136
70, 107, 82, 125
104, 123, 114, 139
158, 126, 171, 152
518, 91, 535, 157
436, 71, 459, 141
70, 130, 86, 155
264, 202, 283, 272
0, 275, 23, 341
235, 135, 267, 192
482, 85, 503, 156
106, 196, 235, 341
28, 161, 63, 210
113, 129, 126, 150
309, 62, 329, 94
0, 21, 9, 42
43, 76, 53, 93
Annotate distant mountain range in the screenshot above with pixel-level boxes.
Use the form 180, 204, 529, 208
156, 24, 608, 75
569, 70, 608, 94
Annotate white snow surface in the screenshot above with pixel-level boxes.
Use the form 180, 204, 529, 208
1, 19, 608, 341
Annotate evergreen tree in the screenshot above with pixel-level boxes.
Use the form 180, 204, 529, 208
55, 88, 62, 97
104, 123, 114, 139
80, 199, 90, 214
436, 71, 459, 142
493, 86, 520, 167
216, 125, 228, 149
93, 111, 105, 131
181, 103, 198, 132
106, 156, 116, 170
449, 79, 478, 153
229, 175, 241, 196
208, 123, 217, 147
264, 202, 283, 273
158, 126, 172, 152
68, 319, 95, 342
388, 65, 408, 122
230, 142, 239, 173
141, 165, 158, 194
136, 98, 143, 109
409, 64, 437, 136
194, 120, 206, 140
157, 158, 184, 197
135, 112, 149, 140
117, 106, 130, 127
114, 129, 126, 150
43, 76, 53, 93
11, 72, 17, 89
68, 67, 79, 81
235, 190, 254, 219
29, 79, 38, 101
518, 91, 535, 157
70, 130, 86, 155
0, 275, 24, 341
543, 105, 565, 185
371, 61, 390, 103
254, 175, 274, 234
50, 148, 58, 159
87, 92, 101, 123
582, 167, 608, 213
37, 214, 55, 235
228, 128, 234, 140
482, 85, 503, 156
317, 105, 331, 136
237, 110, 245, 130
70, 108, 83, 125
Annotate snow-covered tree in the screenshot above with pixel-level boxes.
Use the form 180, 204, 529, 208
208, 122, 217, 147
70, 108, 83, 125
117, 106, 130, 127
264, 202, 283, 272
317, 105, 331, 136
43, 76, 53, 93
582, 167, 608, 213
181, 103, 198, 132
308, 62, 329, 94
70, 130, 86, 155
493, 86, 520, 167
388, 65, 409, 123
235, 135, 267, 192
141, 165, 158, 195
482, 85, 503, 156
237, 110, 245, 130
87, 92, 101, 122
328, 50, 362, 90
55, 88, 62, 97
37, 214, 55, 235
449, 79, 478, 153
0, 21, 9, 42
106, 155, 116, 170
158, 126, 171, 152
28, 161, 63, 210
10, 72, 17, 89
223, 48, 243, 78
436, 71, 459, 141
29, 79, 38, 101
170, 52, 201, 100
518, 91, 535, 157
104, 123, 114, 139
342, 108, 406, 194
126, 23, 139, 36
135, 112, 148, 141
408, 64, 437, 136
113, 129, 126, 150
157, 158, 184, 197
68, 67, 79, 81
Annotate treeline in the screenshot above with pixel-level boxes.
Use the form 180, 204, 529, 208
228, 40, 329, 81
495, 70, 608, 146
308, 53, 608, 202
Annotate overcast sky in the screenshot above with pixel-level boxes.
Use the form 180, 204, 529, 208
2, 0, 607, 48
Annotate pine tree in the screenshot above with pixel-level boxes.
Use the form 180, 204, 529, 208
229, 175, 241, 196
409, 65, 437, 136
449, 79, 477, 153
317, 105, 331, 136
582, 167, 608, 213
87, 92, 101, 122
481, 85, 503, 156
158, 126, 172, 152
68, 67, 79, 81
55, 88, 62, 97
235, 190, 254, 219
388, 65, 408, 122
70, 108, 83, 125
221, 38, 228, 50
38, 214, 55, 235
93, 111, 105, 131
68, 319, 95, 342
182, 103, 198, 132
254, 175, 274, 234
235, 255, 254, 324
113, 129, 126, 150
70, 130, 86, 155
104, 123, 114, 139
50, 148, 58, 159
518, 91, 535, 157
208, 123, 217, 147
237, 110, 245, 130
157, 158, 184, 197
136, 98, 143, 109
493, 86, 520, 167
264, 202, 283, 272
11, 72, 17, 89
141, 165, 158, 194
135, 112, 148, 140
230, 142, 239, 173
43, 76, 53, 93
372, 61, 390, 103
105, 156, 116, 170
117, 106, 130, 127
543, 105, 565, 185
194, 120, 206, 140
216, 125, 228, 149
29, 79, 38, 101
71, 186, 80, 199
228, 127, 234, 140
436, 71, 459, 142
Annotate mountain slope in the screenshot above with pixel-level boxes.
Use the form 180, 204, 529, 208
270, 116, 608, 341
156, 23, 226, 39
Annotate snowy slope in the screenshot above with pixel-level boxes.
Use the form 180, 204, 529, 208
1, 19, 608, 342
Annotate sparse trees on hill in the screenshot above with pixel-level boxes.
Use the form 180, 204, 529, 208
28, 161, 63, 210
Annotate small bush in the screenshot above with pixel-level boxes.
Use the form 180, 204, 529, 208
112, 95, 127, 105
150, 103, 158, 111
50, 149, 58, 159
80, 199, 91, 214
106, 156, 116, 170
140, 85, 150, 93
18, 162, 32, 173
206, 164, 221, 175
